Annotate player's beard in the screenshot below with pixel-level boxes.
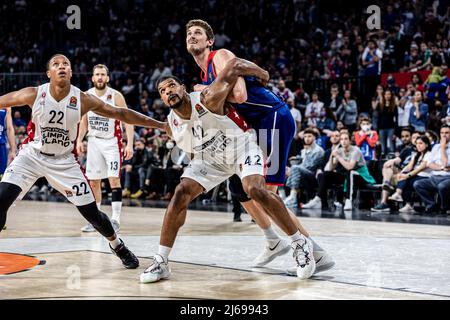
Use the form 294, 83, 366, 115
168, 94, 183, 109
94, 82, 107, 90
187, 44, 206, 56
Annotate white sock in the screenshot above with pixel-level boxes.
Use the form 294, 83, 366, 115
262, 226, 281, 246
278, 188, 286, 199
109, 237, 121, 249
290, 189, 298, 197
289, 230, 303, 242
111, 201, 122, 223
158, 245, 172, 262
96, 202, 101, 210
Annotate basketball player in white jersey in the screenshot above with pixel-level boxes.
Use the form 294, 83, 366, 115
77, 64, 134, 233
140, 58, 316, 284
0, 54, 166, 269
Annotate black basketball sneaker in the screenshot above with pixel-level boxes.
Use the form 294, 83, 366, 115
110, 239, 139, 269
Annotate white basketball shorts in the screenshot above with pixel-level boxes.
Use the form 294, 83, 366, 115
1, 144, 95, 206
85, 136, 122, 180
181, 139, 265, 193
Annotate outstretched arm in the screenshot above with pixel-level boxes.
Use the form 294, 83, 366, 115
0, 87, 37, 109
201, 57, 269, 114
80, 92, 166, 130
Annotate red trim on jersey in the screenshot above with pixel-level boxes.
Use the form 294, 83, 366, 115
200, 50, 218, 83
226, 105, 249, 131
114, 120, 123, 175
72, 124, 94, 195
266, 182, 284, 186
21, 120, 36, 148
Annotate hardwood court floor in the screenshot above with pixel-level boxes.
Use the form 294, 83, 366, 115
1, 201, 449, 300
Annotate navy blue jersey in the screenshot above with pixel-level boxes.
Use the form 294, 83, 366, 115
0, 109, 7, 144
201, 50, 285, 124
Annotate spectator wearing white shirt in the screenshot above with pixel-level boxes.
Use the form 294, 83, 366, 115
305, 92, 324, 127
287, 98, 302, 135
397, 84, 415, 130
413, 125, 450, 213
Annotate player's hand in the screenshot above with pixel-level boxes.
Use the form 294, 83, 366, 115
397, 173, 408, 181
124, 145, 134, 161
161, 122, 173, 138
256, 70, 270, 87
193, 84, 207, 92
76, 141, 86, 155
7, 150, 16, 165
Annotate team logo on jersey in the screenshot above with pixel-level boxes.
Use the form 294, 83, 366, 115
107, 94, 112, 101
195, 104, 206, 117
65, 190, 73, 197
67, 96, 78, 110
39, 92, 46, 106
200, 169, 207, 176
173, 118, 179, 127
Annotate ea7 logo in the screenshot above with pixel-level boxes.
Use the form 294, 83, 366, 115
66, 5, 81, 30
366, 5, 381, 30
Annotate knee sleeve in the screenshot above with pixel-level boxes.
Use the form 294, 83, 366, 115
77, 202, 115, 238
229, 175, 251, 202
111, 188, 122, 202
0, 182, 22, 230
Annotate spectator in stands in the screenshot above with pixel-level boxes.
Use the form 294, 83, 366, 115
294, 85, 310, 110
425, 130, 439, 147
397, 84, 415, 133
336, 89, 358, 133
284, 128, 324, 208
149, 62, 172, 91
287, 98, 302, 136
409, 90, 429, 132
130, 142, 160, 199
388, 135, 433, 213
323, 83, 342, 111
12, 111, 26, 128
372, 127, 415, 212
316, 106, 337, 146
273, 79, 295, 102
413, 125, 450, 214
371, 85, 384, 130
354, 117, 378, 161
362, 39, 383, 76
122, 138, 149, 198
305, 91, 324, 127
122, 138, 148, 198
302, 131, 375, 211
377, 89, 397, 157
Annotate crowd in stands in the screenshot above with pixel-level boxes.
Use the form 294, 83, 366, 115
2, 0, 450, 214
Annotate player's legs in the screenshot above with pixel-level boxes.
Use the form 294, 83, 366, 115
90, 179, 102, 205
44, 154, 138, 269
80, 177, 102, 232
140, 177, 204, 283
0, 144, 8, 230
104, 138, 123, 227
141, 158, 230, 283
108, 176, 122, 227
0, 182, 22, 231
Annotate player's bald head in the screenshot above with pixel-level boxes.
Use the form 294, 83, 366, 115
46, 54, 71, 70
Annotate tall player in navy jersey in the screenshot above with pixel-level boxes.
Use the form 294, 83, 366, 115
186, 19, 334, 274
0, 108, 16, 230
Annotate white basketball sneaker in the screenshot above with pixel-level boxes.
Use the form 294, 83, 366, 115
140, 254, 171, 283
81, 223, 96, 232
291, 236, 316, 279
302, 196, 322, 209
287, 250, 335, 276
251, 239, 291, 267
